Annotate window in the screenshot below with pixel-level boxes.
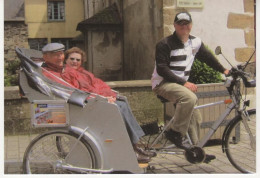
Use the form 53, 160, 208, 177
48, 0, 65, 21
28, 38, 48, 50
51, 38, 74, 50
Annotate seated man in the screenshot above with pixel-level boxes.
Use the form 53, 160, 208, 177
41, 43, 156, 163
151, 12, 229, 163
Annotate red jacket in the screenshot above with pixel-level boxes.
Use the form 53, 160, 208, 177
42, 62, 73, 88
61, 65, 117, 97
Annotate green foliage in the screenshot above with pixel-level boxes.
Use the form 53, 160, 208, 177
188, 47, 223, 84
188, 46, 223, 84
188, 59, 223, 84
4, 60, 20, 86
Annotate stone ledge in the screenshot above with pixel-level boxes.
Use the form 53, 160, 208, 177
4, 80, 152, 100
4, 86, 21, 100
106, 80, 151, 88
4, 81, 228, 98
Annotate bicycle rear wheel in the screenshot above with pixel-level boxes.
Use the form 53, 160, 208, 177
224, 110, 256, 173
23, 130, 97, 174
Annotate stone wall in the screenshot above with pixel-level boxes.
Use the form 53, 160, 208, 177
4, 21, 29, 62
107, 80, 163, 124
227, 0, 255, 62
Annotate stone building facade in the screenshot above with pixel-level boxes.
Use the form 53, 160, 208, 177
162, 0, 255, 65
227, 0, 255, 62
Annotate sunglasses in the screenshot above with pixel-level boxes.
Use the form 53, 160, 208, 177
69, 57, 81, 62
176, 21, 191, 26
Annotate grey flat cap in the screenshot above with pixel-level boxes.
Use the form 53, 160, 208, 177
42, 43, 65, 53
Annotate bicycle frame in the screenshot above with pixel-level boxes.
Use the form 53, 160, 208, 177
196, 101, 235, 148
241, 110, 256, 151
149, 98, 236, 150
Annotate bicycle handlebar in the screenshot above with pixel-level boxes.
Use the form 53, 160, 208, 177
226, 66, 255, 88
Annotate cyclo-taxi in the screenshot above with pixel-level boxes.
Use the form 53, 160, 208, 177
16, 47, 146, 174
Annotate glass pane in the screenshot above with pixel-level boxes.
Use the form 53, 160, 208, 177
48, 1, 65, 20
51, 38, 72, 50
28, 38, 48, 50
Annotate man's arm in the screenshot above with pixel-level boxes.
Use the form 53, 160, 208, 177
155, 42, 186, 85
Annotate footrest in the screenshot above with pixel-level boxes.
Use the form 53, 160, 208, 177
138, 163, 149, 169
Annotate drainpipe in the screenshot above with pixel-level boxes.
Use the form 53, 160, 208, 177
83, 0, 90, 19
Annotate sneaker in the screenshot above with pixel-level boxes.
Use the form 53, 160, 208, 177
135, 152, 151, 163
203, 154, 216, 163
165, 129, 185, 149
134, 145, 157, 157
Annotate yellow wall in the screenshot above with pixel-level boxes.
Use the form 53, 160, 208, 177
25, 0, 84, 41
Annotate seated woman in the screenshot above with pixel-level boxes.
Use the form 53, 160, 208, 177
61, 47, 156, 163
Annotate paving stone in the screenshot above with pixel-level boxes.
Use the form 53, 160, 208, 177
166, 167, 189, 174
198, 164, 217, 173
182, 165, 202, 171
150, 168, 175, 174
207, 159, 226, 167
217, 165, 240, 173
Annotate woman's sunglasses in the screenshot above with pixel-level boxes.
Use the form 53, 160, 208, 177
69, 57, 81, 62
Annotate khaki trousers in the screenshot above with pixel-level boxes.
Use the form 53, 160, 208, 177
153, 81, 202, 145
